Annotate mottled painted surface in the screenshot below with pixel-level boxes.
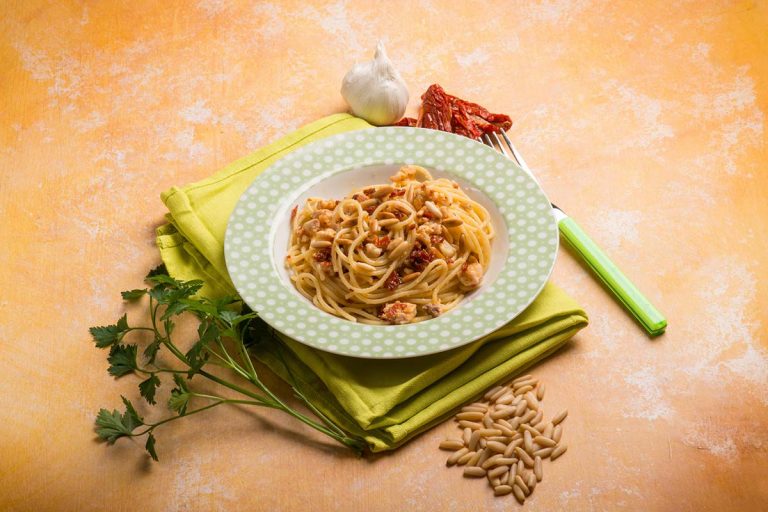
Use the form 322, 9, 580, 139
1, 1, 767, 510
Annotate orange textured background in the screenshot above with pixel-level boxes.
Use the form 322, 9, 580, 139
1, 1, 767, 510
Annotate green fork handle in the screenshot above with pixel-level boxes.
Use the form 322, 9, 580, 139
557, 215, 667, 336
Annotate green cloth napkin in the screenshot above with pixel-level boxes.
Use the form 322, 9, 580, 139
156, 113, 588, 451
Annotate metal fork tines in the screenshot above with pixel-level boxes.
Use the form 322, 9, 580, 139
479, 132, 563, 214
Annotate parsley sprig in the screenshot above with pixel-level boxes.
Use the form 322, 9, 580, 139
91, 266, 365, 460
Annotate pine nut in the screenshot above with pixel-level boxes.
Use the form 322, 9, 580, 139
467, 450, 482, 466
496, 392, 514, 405
401, 272, 421, 283
552, 409, 568, 426
524, 391, 539, 411
489, 386, 507, 402
377, 218, 399, 227
388, 240, 412, 259
468, 430, 481, 451
457, 450, 475, 465
504, 438, 523, 457
446, 447, 469, 466
351, 262, 376, 274
523, 430, 533, 453
526, 471, 537, 491
515, 447, 535, 467
458, 420, 482, 430
443, 217, 463, 228
521, 424, 541, 437
482, 414, 494, 429
463, 466, 486, 478
483, 385, 504, 400
515, 474, 530, 495
513, 485, 526, 503
513, 379, 536, 390
519, 410, 536, 424
511, 373, 532, 383
534, 447, 554, 459
494, 457, 517, 466
456, 411, 483, 422
536, 382, 545, 401
490, 477, 502, 487
386, 237, 403, 251
486, 441, 507, 453
493, 423, 515, 437
496, 418, 515, 431
425, 201, 442, 219
514, 401, 527, 417
531, 410, 544, 426
439, 438, 464, 451
477, 429, 502, 437
552, 424, 563, 443
494, 485, 513, 496
535, 435, 557, 448
476, 448, 491, 467
542, 422, 554, 439
487, 466, 508, 479
372, 185, 394, 198
513, 384, 533, 396
460, 406, 487, 414
551, 444, 568, 461
310, 239, 331, 249
534, 456, 543, 481
490, 407, 515, 420
462, 427, 472, 445
481, 454, 503, 469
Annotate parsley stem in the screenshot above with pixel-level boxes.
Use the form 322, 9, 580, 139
136, 398, 264, 434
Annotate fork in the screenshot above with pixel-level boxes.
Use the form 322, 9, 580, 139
481, 131, 667, 337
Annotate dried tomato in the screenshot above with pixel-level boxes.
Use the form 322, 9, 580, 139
390, 188, 406, 197
408, 243, 435, 271
374, 235, 390, 249
313, 248, 332, 262
384, 271, 401, 291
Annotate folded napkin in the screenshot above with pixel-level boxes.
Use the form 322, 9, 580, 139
157, 113, 588, 451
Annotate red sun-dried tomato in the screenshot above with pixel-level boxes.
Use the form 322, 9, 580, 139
408, 243, 435, 271
313, 248, 332, 262
384, 271, 401, 291
374, 235, 390, 249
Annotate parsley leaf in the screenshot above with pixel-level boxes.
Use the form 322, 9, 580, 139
139, 374, 161, 405
145, 433, 158, 461
169, 374, 191, 416
95, 396, 143, 444
121, 289, 147, 300
89, 314, 129, 348
145, 264, 168, 279
107, 344, 138, 377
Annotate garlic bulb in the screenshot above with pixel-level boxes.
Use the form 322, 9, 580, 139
341, 41, 409, 126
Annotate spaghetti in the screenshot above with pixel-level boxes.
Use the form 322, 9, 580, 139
286, 165, 494, 324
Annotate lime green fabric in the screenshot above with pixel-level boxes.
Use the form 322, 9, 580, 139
156, 113, 588, 451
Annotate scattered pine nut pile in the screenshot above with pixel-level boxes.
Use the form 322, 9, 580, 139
439, 374, 568, 504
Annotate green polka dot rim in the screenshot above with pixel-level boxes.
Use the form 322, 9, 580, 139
224, 127, 558, 359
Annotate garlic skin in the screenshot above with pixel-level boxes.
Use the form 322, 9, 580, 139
341, 41, 409, 126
